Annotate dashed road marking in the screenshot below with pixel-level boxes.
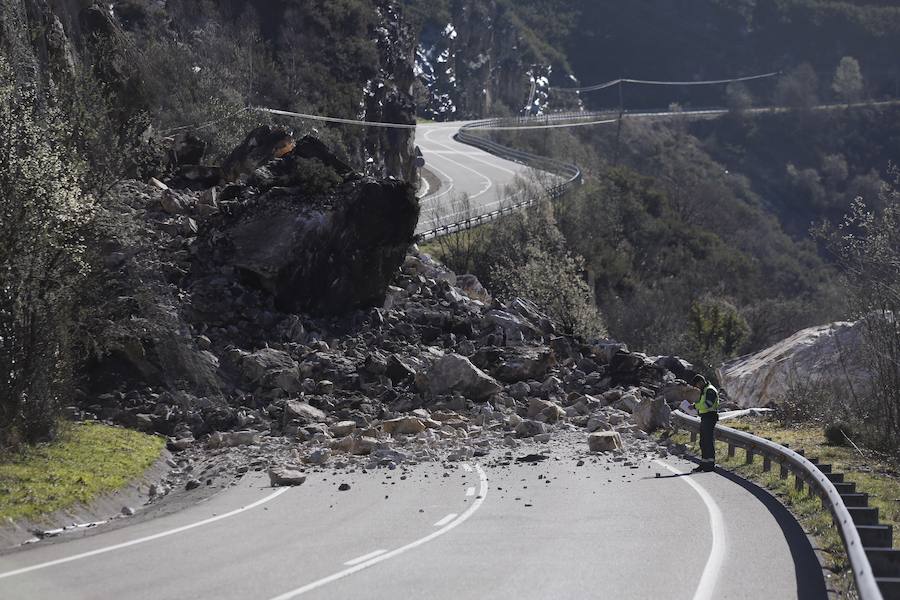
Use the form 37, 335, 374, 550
466, 486, 476, 497
266, 463, 489, 599
462, 464, 473, 472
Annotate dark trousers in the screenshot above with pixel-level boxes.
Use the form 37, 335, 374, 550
700, 412, 719, 465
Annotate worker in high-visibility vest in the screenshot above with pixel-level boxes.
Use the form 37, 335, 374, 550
692, 374, 719, 473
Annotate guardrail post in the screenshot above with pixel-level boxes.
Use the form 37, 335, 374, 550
780, 462, 789, 479
728, 443, 736, 458
795, 475, 805, 493
690, 432, 697, 443
745, 448, 754, 465
763, 455, 772, 472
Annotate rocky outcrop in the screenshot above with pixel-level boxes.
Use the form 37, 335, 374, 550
718, 319, 870, 408
414, 1, 572, 119
364, 0, 417, 181
216, 177, 417, 316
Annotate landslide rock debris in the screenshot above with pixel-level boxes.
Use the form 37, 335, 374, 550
75, 129, 704, 498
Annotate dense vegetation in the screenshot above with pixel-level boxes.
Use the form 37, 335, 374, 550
404, 0, 900, 117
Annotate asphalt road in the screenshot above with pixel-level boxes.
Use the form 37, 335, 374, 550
415, 123, 533, 235
0, 441, 826, 600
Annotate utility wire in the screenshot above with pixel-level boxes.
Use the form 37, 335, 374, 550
470, 117, 618, 131
559, 71, 781, 94
255, 107, 418, 129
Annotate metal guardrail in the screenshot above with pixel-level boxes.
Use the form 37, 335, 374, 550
673, 410, 890, 600
418, 116, 584, 241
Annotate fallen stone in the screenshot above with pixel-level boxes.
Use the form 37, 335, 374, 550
207, 430, 259, 449
588, 431, 623, 452
424, 354, 501, 401
284, 401, 327, 424
632, 397, 672, 433
268, 466, 307, 487
494, 348, 556, 383
330, 421, 358, 437
304, 448, 331, 465
515, 420, 546, 438
381, 417, 425, 435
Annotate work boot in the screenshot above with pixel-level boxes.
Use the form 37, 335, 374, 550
691, 464, 705, 473
702, 461, 716, 472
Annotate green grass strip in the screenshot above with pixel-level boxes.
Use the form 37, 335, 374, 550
0, 422, 165, 521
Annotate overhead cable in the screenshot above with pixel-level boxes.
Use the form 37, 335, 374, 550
559, 71, 781, 94
255, 107, 418, 129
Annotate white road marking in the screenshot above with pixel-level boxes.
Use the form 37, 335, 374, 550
431, 126, 519, 176
466, 486, 476, 497
421, 128, 493, 199
653, 460, 726, 600
343, 550, 387, 566
433, 513, 458, 527
419, 161, 455, 202
266, 463, 489, 599
415, 172, 430, 199
462, 464, 473, 472
0, 487, 290, 581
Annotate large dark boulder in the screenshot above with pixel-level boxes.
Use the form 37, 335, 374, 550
219, 177, 419, 316
221, 126, 297, 182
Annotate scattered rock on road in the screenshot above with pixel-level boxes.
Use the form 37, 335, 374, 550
588, 432, 623, 453
268, 466, 307, 487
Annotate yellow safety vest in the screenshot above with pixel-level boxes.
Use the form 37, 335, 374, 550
695, 384, 719, 414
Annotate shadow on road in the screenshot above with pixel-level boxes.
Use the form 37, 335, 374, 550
648, 462, 828, 599
642, 472, 692, 479
714, 468, 828, 599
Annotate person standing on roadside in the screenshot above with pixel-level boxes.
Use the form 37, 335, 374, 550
692, 374, 719, 473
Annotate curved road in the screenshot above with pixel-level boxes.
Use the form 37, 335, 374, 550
0, 442, 825, 599
0, 121, 828, 599
416, 123, 533, 235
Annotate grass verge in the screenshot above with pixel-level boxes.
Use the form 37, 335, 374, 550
0, 422, 165, 522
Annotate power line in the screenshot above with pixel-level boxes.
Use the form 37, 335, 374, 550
255, 107, 418, 129
558, 71, 781, 94
469, 117, 618, 131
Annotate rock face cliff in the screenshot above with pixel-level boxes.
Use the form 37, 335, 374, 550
415, 1, 560, 120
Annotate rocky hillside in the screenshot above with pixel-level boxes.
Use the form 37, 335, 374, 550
410, 0, 573, 119
408, 0, 900, 119
0, 0, 418, 178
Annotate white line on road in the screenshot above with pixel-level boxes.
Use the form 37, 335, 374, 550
418, 161, 455, 202
653, 460, 726, 600
0, 487, 290, 581
462, 464, 473, 472
415, 172, 430, 199
266, 463, 489, 600
433, 513, 458, 527
428, 126, 519, 176
343, 550, 387, 566
422, 128, 493, 199
466, 486, 476, 497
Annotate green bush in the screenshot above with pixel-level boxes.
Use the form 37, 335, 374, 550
0, 60, 96, 447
